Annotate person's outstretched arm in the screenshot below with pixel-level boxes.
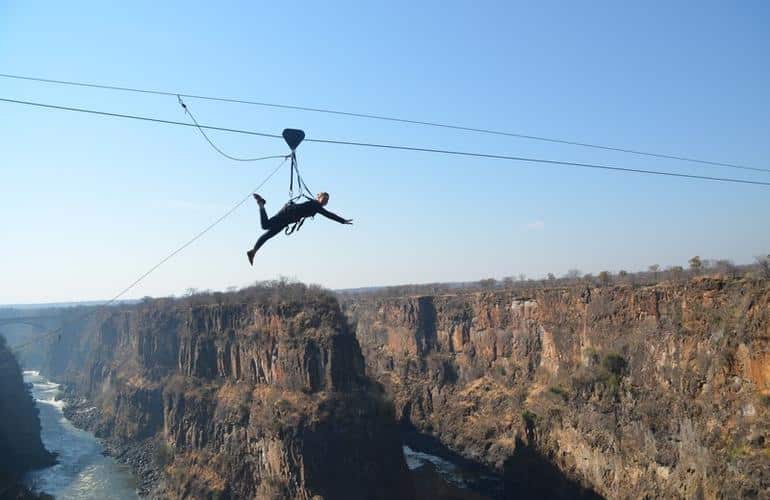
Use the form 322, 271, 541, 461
318, 207, 353, 225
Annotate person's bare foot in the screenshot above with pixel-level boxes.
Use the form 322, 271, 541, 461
253, 194, 266, 206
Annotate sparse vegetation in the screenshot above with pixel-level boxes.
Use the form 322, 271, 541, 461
565, 269, 582, 280
668, 265, 685, 283
336, 256, 765, 300
689, 256, 703, 274
728, 445, 749, 461
154, 441, 174, 468
589, 293, 616, 320
570, 350, 627, 396
583, 347, 600, 366
139, 278, 337, 314
602, 353, 627, 376
714, 259, 738, 278
477, 278, 497, 290
521, 409, 538, 427
756, 255, 770, 279
548, 386, 569, 400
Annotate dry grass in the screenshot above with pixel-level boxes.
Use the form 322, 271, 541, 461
168, 454, 226, 492
216, 381, 252, 407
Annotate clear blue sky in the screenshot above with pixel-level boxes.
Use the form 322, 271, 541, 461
1, 1, 769, 304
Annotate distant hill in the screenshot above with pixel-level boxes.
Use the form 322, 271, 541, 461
0, 299, 140, 310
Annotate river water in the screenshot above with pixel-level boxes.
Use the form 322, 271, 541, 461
21, 370, 496, 499
23, 371, 139, 500
403, 443, 503, 499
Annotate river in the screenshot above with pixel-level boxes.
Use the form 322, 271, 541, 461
21, 370, 498, 499
23, 371, 139, 500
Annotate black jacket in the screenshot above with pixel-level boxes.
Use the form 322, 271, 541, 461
275, 200, 347, 226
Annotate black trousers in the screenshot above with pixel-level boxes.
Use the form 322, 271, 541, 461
253, 206, 285, 252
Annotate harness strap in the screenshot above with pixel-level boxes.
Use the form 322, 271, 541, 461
288, 153, 296, 199
283, 149, 316, 235
285, 217, 307, 235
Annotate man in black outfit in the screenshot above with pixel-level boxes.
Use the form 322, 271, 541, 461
247, 191, 353, 265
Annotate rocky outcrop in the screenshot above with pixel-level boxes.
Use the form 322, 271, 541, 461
0, 336, 55, 499
344, 277, 770, 499
46, 286, 414, 499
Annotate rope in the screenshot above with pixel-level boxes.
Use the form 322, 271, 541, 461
177, 95, 285, 162
10, 157, 289, 351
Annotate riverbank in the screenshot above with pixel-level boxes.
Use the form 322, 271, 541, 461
23, 371, 140, 500
59, 387, 162, 498
59, 384, 500, 499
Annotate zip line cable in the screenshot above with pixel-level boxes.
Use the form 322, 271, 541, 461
0, 72, 765, 174
177, 95, 285, 162
10, 157, 289, 351
304, 137, 770, 186
2, 96, 770, 187
0, 96, 283, 138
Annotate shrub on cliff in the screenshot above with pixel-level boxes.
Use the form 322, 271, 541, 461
521, 409, 538, 429
602, 353, 627, 376
154, 441, 174, 468
570, 350, 627, 398
548, 386, 569, 401
175, 278, 335, 309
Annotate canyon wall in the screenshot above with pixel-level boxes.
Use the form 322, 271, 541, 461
46, 286, 414, 499
344, 277, 770, 499
0, 336, 55, 499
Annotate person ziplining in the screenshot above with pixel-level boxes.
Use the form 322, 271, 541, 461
247, 191, 352, 264
176, 99, 354, 266
246, 128, 353, 265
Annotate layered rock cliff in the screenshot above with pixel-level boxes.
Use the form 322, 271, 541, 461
0, 336, 55, 499
344, 276, 770, 499
46, 285, 414, 499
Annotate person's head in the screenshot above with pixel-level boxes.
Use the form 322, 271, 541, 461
316, 192, 330, 206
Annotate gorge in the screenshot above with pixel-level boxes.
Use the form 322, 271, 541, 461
344, 276, 770, 498
6, 276, 769, 499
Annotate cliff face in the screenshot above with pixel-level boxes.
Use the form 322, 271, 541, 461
47, 287, 414, 500
344, 277, 770, 499
0, 336, 55, 498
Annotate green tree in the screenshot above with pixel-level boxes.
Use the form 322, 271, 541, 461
689, 256, 703, 274
598, 271, 611, 286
